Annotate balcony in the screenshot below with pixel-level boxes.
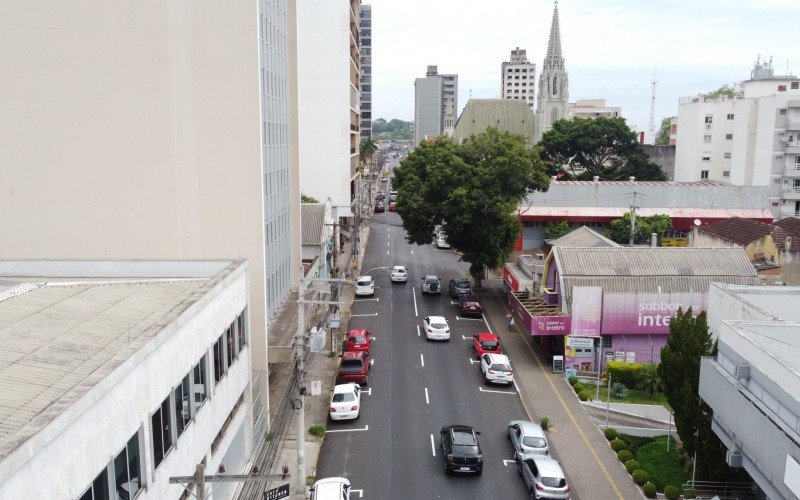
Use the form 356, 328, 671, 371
783, 186, 800, 199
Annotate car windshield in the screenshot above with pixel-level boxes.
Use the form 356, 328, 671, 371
357, 279, 371, 286
340, 360, 364, 371
332, 393, 355, 403
393, 267, 405, 273
491, 363, 512, 372
523, 436, 547, 448
349, 335, 367, 343
481, 341, 498, 349
454, 279, 469, 288
541, 477, 566, 488
452, 445, 479, 455
430, 322, 447, 329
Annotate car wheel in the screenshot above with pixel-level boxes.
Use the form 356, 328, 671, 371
517, 462, 522, 477
443, 461, 450, 475
530, 490, 537, 500
476, 467, 482, 476
362, 376, 368, 386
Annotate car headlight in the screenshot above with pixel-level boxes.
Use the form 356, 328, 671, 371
477, 456, 483, 463
446, 453, 453, 461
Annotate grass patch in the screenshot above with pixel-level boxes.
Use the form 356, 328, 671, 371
635, 436, 691, 491
594, 387, 670, 408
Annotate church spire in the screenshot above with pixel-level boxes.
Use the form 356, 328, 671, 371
546, 1, 562, 60
535, 0, 569, 142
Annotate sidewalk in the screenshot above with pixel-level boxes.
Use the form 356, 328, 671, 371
481, 277, 644, 500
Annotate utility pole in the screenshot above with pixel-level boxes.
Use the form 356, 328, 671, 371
629, 191, 639, 246
169, 462, 290, 499
294, 275, 307, 495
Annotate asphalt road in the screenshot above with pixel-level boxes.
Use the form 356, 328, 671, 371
315, 166, 535, 499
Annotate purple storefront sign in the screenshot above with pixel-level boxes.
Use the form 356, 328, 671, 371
531, 315, 571, 336
601, 292, 707, 334
570, 286, 602, 337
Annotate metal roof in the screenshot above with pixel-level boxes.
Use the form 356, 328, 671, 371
698, 217, 776, 246
301, 203, 325, 246
452, 99, 536, 144
0, 274, 223, 461
550, 226, 619, 248
518, 206, 774, 220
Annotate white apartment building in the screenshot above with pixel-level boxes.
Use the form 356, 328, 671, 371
414, 65, 459, 144
0, 260, 252, 500
502, 47, 536, 108
0, 0, 301, 423
565, 99, 622, 120
674, 57, 800, 219
297, 0, 361, 220
359, 3, 372, 139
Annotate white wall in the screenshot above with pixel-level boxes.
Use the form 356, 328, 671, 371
0, 269, 252, 500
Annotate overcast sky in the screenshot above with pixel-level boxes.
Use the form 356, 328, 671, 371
368, 0, 797, 131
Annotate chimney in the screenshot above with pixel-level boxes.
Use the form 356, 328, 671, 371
651, 233, 658, 247
629, 176, 636, 182
593, 176, 600, 182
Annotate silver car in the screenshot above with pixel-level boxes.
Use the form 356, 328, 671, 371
508, 420, 549, 460
518, 456, 570, 500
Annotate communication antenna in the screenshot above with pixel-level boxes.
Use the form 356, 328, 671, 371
649, 74, 658, 132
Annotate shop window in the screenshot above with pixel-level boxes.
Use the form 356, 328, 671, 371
151, 396, 173, 469
114, 434, 141, 499
174, 373, 191, 437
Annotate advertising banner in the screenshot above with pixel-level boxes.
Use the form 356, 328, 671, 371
601, 292, 707, 334
531, 315, 571, 336
570, 286, 603, 337
503, 265, 519, 291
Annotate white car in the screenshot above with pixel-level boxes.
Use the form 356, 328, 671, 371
355, 275, 374, 296
436, 233, 451, 249
480, 353, 514, 385
329, 383, 361, 421
423, 315, 450, 341
390, 265, 408, 282
310, 477, 351, 500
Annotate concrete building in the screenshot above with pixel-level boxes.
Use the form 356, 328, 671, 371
359, 3, 372, 139
502, 47, 536, 109
452, 99, 536, 145
0, 0, 301, 427
517, 180, 773, 249
301, 201, 336, 279
535, 1, 569, 142
700, 284, 800, 500
674, 57, 800, 219
414, 65, 458, 145
0, 260, 252, 500
565, 99, 621, 120
297, 0, 361, 219
641, 144, 677, 180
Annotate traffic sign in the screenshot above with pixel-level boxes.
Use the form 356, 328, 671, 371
264, 483, 289, 500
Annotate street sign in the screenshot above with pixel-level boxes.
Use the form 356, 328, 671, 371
264, 483, 289, 500
552, 355, 564, 373
310, 380, 322, 396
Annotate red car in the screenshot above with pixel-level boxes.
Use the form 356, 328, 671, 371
374, 202, 385, 213
344, 329, 371, 353
472, 332, 502, 359
388, 201, 397, 211
338, 350, 371, 385
457, 292, 484, 317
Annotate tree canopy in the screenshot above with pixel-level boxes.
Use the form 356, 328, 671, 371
372, 118, 413, 140
702, 84, 741, 99
544, 221, 571, 240
537, 117, 667, 181
655, 116, 674, 146
607, 212, 671, 245
393, 128, 549, 286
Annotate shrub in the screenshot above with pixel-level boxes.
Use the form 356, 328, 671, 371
606, 360, 645, 387
573, 383, 585, 394
683, 487, 698, 498
617, 450, 633, 463
632, 469, 649, 485
664, 485, 680, 500
540, 416, 550, 431
578, 390, 591, 401
610, 382, 629, 399
568, 376, 580, 386
642, 481, 657, 498
610, 438, 627, 452
624, 459, 641, 474
308, 425, 325, 439
636, 435, 692, 490
604, 427, 618, 441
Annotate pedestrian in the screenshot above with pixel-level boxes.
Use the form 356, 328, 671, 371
506, 312, 514, 329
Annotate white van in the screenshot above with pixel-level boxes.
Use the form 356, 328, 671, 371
355, 276, 375, 296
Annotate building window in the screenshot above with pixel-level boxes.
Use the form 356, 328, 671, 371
704, 115, 713, 124
192, 357, 208, 415
226, 323, 236, 364
795, 156, 800, 167
523, 221, 546, 227
237, 311, 247, 350
780, 109, 787, 115
151, 396, 173, 469
703, 134, 712, 143
726, 113, 734, 119
701, 170, 710, 179
214, 335, 226, 383
725, 133, 733, 139
601, 336, 612, 349
723, 171, 730, 177
724, 152, 732, 159
792, 82, 799, 89
701, 152, 711, 162
174, 374, 191, 438
778, 85, 787, 91
113, 434, 141, 499
79, 469, 110, 500
522, 68, 528, 72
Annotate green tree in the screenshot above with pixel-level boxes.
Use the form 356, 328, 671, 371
655, 117, 674, 146
702, 84, 741, 99
636, 363, 662, 398
659, 309, 728, 480
393, 128, 550, 287
544, 221, 571, 240
301, 194, 319, 203
372, 118, 413, 140
607, 212, 671, 245
359, 138, 377, 164
538, 117, 667, 181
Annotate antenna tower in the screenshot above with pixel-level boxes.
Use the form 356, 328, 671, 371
649, 76, 658, 132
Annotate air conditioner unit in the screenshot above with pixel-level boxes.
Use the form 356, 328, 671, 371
735, 364, 751, 380
726, 450, 743, 467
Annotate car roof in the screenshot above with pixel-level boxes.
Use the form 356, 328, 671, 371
313, 477, 350, 496
476, 332, 498, 341
453, 278, 469, 284
424, 274, 438, 279
529, 456, 565, 477
348, 328, 367, 336
486, 353, 510, 363
510, 420, 545, 437
393, 265, 405, 270
461, 292, 480, 301
356, 275, 372, 281
427, 315, 447, 323
342, 351, 367, 360
333, 383, 358, 394
446, 426, 478, 444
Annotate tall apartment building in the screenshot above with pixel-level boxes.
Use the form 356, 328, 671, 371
0, 0, 303, 435
359, 3, 372, 139
566, 99, 622, 120
674, 57, 800, 219
502, 47, 536, 108
535, 1, 569, 142
414, 65, 458, 144
297, 0, 361, 220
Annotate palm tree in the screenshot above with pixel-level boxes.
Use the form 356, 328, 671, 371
636, 363, 662, 398
359, 138, 378, 171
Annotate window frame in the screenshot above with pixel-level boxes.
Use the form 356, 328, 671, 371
151, 396, 174, 470
700, 170, 710, 179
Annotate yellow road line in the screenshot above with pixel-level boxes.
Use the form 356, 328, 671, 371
505, 307, 625, 500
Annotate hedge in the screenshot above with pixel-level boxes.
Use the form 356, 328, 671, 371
684, 487, 698, 498
664, 485, 680, 500
624, 459, 641, 474
632, 469, 649, 485
642, 481, 657, 498
604, 427, 618, 441
610, 438, 627, 452
568, 376, 579, 386
573, 383, 585, 394
578, 390, 591, 401
617, 450, 633, 463
605, 361, 645, 387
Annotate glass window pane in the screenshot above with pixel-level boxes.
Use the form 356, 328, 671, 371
214, 337, 224, 382
127, 434, 141, 498
93, 468, 110, 500
114, 448, 129, 499
193, 358, 207, 414
227, 325, 236, 364
174, 382, 186, 438
79, 488, 92, 500
161, 397, 172, 455
151, 410, 164, 468
238, 313, 247, 348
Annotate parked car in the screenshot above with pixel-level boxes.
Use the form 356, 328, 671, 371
344, 329, 371, 353
310, 477, 351, 500
440, 425, 483, 475
518, 456, 570, 499
388, 201, 397, 212
376, 191, 386, 201
374, 202, 385, 213
421, 275, 441, 295
472, 332, 502, 359
389, 190, 398, 202
508, 420, 550, 459
423, 316, 450, 341
436, 233, 450, 249
355, 275, 374, 296
480, 353, 514, 385
338, 351, 371, 385
329, 383, 361, 421
448, 278, 471, 298
457, 292, 483, 317
390, 265, 408, 282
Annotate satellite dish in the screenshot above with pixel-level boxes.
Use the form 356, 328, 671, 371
693, 219, 702, 226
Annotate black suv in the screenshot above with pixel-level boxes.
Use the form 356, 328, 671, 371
448, 278, 471, 298
440, 425, 483, 475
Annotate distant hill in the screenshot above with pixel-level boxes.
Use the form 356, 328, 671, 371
373, 118, 413, 140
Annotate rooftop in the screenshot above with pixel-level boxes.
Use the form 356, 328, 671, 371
713, 284, 800, 323
727, 322, 800, 381
550, 226, 619, 248
698, 217, 775, 246
301, 203, 326, 246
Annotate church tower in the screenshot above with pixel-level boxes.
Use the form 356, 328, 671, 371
535, 1, 569, 142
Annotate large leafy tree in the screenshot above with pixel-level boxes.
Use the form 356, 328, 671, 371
659, 309, 728, 480
655, 116, 674, 146
393, 128, 549, 287
607, 212, 671, 245
538, 117, 667, 181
